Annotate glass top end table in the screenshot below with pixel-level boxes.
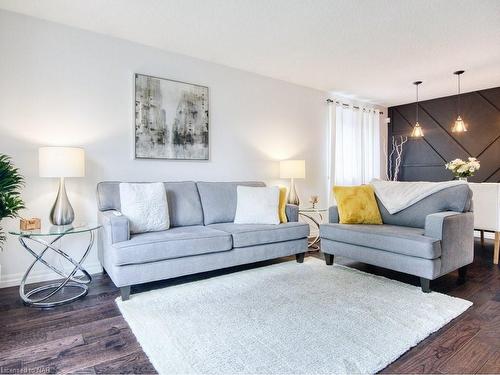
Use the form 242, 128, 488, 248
10, 223, 100, 237
9, 223, 101, 308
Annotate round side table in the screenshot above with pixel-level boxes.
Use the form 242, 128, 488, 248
9, 223, 101, 308
299, 208, 328, 250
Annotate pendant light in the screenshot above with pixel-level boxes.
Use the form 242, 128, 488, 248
452, 70, 467, 133
410, 81, 424, 137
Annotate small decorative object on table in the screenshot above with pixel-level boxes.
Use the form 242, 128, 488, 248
445, 157, 480, 181
299, 207, 328, 250
20, 218, 41, 231
9, 223, 101, 307
309, 195, 319, 209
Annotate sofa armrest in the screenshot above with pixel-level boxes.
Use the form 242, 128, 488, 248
424, 211, 467, 239
285, 204, 299, 222
98, 210, 130, 244
425, 211, 474, 275
329, 206, 339, 223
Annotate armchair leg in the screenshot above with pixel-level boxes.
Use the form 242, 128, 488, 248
295, 253, 305, 263
120, 286, 131, 301
420, 278, 431, 293
458, 266, 467, 284
324, 253, 334, 266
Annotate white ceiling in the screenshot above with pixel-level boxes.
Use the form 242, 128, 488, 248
1, 0, 500, 106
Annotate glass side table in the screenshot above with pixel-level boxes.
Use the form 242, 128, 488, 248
299, 208, 328, 250
9, 223, 101, 308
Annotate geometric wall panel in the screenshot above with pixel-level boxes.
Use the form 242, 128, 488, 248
388, 86, 500, 182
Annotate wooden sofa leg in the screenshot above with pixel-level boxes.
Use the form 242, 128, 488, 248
324, 253, 334, 266
420, 278, 431, 293
120, 286, 131, 301
458, 266, 467, 284
296, 253, 305, 263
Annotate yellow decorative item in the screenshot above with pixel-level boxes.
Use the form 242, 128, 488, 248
333, 185, 382, 224
278, 186, 288, 223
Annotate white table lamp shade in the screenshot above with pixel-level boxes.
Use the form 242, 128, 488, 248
39, 147, 85, 178
280, 160, 306, 179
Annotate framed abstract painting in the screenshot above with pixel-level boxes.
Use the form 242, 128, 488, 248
134, 73, 209, 160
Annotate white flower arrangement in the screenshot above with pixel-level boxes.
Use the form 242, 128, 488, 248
445, 157, 480, 178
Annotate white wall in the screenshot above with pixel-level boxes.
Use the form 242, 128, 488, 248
0, 10, 386, 287
0, 10, 331, 286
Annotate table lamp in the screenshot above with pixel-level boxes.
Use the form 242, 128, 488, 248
39, 147, 85, 226
280, 160, 305, 206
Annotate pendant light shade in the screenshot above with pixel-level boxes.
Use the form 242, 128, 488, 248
411, 122, 424, 137
452, 70, 467, 133
410, 81, 424, 137
452, 115, 467, 132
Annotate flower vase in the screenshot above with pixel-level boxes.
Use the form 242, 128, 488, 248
458, 177, 468, 182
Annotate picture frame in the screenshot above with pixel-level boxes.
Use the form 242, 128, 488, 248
134, 73, 209, 160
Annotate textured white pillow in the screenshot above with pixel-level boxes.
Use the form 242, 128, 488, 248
119, 182, 170, 234
234, 186, 280, 225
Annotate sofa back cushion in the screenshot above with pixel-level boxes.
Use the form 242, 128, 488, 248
197, 181, 266, 225
377, 184, 473, 228
97, 181, 203, 227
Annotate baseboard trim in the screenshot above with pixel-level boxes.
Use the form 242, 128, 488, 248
0, 262, 103, 289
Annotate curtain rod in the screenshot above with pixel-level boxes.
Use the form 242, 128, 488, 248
326, 98, 384, 115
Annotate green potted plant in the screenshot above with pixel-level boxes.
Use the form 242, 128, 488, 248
0, 154, 25, 250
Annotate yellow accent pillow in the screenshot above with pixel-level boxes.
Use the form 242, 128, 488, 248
278, 186, 288, 223
333, 185, 382, 224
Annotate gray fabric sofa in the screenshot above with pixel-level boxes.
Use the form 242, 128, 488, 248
320, 185, 474, 292
97, 181, 309, 300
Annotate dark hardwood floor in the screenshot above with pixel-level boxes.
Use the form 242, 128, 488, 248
0, 238, 498, 374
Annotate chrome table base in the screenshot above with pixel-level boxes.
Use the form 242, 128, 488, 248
18, 230, 94, 308
299, 211, 325, 251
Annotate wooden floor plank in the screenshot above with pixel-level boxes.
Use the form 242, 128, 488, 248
0, 335, 85, 367
20, 330, 139, 373
437, 335, 499, 374
93, 351, 157, 374
477, 349, 500, 374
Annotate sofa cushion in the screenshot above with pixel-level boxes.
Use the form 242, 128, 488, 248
209, 222, 309, 248
119, 182, 170, 234
320, 223, 441, 260
97, 181, 203, 227
333, 185, 382, 224
111, 226, 232, 265
234, 186, 280, 225
376, 185, 473, 228
197, 181, 266, 225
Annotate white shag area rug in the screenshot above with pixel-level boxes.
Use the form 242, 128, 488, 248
116, 258, 472, 374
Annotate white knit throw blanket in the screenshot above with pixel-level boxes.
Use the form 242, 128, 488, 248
370, 179, 467, 214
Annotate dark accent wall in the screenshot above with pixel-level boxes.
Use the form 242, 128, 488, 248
388, 86, 500, 182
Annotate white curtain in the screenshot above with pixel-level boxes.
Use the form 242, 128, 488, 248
327, 103, 381, 194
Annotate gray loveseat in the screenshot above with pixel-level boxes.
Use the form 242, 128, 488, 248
97, 181, 309, 300
320, 185, 474, 292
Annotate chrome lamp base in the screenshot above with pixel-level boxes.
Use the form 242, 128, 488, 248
287, 178, 300, 206
50, 177, 75, 226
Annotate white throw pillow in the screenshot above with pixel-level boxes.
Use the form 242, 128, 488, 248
234, 186, 280, 225
119, 182, 170, 234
